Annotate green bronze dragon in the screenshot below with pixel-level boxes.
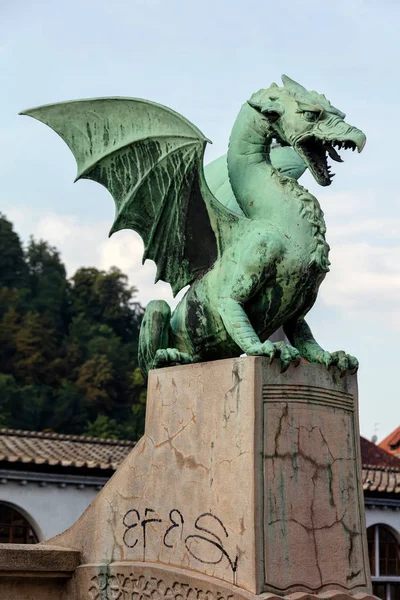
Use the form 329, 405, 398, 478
21, 75, 366, 377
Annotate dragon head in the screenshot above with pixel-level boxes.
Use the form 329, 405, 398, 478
248, 75, 366, 186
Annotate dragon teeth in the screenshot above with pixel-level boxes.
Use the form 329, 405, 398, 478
326, 143, 343, 163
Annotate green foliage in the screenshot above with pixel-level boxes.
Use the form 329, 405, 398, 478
13, 312, 58, 384
85, 414, 123, 440
0, 214, 146, 440
50, 382, 88, 434
70, 267, 142, 342
76, 354, 116, 411
0, 374, 16, 427
8, 383, 54, 431
0, 215, 28, 291
25, 238, 69, 332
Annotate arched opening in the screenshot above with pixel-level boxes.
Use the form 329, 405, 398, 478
0, 502, 39, 544
367, 524, 400, 600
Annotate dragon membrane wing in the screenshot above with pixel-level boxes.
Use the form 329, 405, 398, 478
21, 97, 239, 296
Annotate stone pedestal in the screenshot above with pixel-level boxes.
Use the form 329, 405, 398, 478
0, 544, 80, 599
0, 358, 375, 600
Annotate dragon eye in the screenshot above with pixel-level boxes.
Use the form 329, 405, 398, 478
303, 110, 320, 122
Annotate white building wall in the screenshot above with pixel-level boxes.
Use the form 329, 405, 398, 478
365, 507, 400, 537
0, 480, 99, 541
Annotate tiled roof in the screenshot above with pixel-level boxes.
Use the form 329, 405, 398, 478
360, 436, 400, 469
378, 426, 400, 457
362, 466, 400, 495
0, 429, 136, 471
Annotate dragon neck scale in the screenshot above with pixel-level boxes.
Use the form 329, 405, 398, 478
226, 101, 330, 273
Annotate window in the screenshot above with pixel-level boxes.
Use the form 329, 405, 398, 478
0, 503, 38, 544
367, 524, 400, 600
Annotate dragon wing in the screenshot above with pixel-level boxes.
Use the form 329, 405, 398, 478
21, 98, 246, 296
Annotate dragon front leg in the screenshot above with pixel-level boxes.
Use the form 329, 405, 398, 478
218, 298, 300, 372
216, 229, 301, 372
284, 318, 358, 377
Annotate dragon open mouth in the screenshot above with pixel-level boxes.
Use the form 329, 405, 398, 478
296, 137, 357, 186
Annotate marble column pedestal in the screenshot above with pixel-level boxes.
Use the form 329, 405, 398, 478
40, 357, 374, 600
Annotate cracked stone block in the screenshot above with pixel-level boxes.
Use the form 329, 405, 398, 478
23, 357, 372, 600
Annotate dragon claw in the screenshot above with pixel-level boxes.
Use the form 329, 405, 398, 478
319, 351, 333, 370
316, 350, 358, 377
278, 343, 301, 373
350, 363, 359, 376
245, 341, 300, 373
246, 340, 275, 360
152, 348, 193, 369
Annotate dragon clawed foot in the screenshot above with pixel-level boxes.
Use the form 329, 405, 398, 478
152, 348, 194, 369
246, 340, 301, 373
316, 350, 359, 377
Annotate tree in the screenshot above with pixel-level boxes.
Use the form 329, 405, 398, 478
0, 215, 28, 290
0, 308, 20, 374
76, 354, 116, 412
85, 414, 123, 440
48, 382, 88, 434
68, 317, 122, 363
0, 287, 27, 318
68, 267, 98, 318
8, 383, 54, 431
0, 374, 17, 428
13, 312, 58, 384
0, 216, 146, 440
25, 238, 70, 334
70, 267, 143, 342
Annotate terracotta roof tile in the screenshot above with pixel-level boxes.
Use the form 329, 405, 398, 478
0, 429, 136, 471
362, 466, 400, 495
360, 436, 400, 469
378, 426, 400, 457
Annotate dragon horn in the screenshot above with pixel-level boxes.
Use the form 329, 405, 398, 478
281, 75, 308, 93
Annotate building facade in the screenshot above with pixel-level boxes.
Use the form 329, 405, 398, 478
0, 429, 135, 541
360, 436, 400, 600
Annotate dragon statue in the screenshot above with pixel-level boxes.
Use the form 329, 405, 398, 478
21, 75, 366, 377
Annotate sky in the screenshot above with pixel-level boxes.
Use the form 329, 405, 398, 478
1, 0, 399, 442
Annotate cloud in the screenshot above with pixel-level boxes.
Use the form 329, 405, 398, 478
3, 206, 179, 307
322, 243, 400, 317
98, 232, 181, 306
316, 189, 400, 328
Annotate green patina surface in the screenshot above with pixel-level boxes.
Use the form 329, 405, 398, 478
21, 75, 366, 377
